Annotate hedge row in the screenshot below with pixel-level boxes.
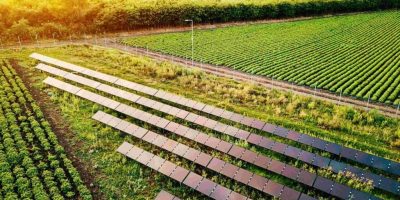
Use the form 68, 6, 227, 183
97, 0, 400, 30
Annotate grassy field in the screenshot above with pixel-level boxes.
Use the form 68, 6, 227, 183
1, 45, 399, 199
122, 10, 400, 106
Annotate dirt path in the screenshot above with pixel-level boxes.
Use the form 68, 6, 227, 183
103, 42, 400, 118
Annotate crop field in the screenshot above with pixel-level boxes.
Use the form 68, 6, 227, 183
122, 11, 400, 106
0, 60, 91, 199
1, 46, 399, 199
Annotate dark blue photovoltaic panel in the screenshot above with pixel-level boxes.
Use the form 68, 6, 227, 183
312, 155, 330, 168
298, 134, 314, 146
340, 147, 358, 160
379, 177, 400, 195
280, 187, 301, 200
297, 171, 316, 186
38, 54, 400, 183
312, 138, 328, 150
273, 127, 289, 137
286, 130, 301, 141
298, 151, 315, 163
388, 161, 400, 176
328, 160, 347, 173
313, 176, 333, 194
330, 183, 351, 199
284, 146, 301, 158
324, 143, 342, 155
281, 165, 300, 178
371, 155, 390, 171
355, 152, 373, 166
263, 181, 284, 198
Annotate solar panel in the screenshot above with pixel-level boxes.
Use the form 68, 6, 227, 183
170, 166, 190, 183
193, 132, 208, 144
172, 143, 190, 157
312, 155, 331, 168
162, 139, 179, 152
183, 172, 203, 189
250, 120, 265, 130
159, 161, 176, 177
267, 160, 285, 175
281, 165, 300, 179
183, 148, 201, 162
253, 155, 271, 169
195, 152, 212, 167
247, 134, 262, 145
233, 168, 253, 185
330, 183, 351, 199
137, 151, 154, 165
116, 141, 133, 155
313, 176, 334, 194
248, 175, 268, 191
210, 185, 231, 200
34, 54, 400, 181
234, 130, 250, 140
271, 143, 287, 154
312, 138, 328, 150
43, 74, 388, 199
215, 140, 233, 153
240, 150, 258, 164
280, 187, 301, 200
204, 137, 221, 149
263, 181, 284, 198
297, 170, 316, 187
227, 191, 247, 200
220, 163, 239, 179
207, 158, 226, 173
197, 178, 217, 196
154, 190, 180, 200
40, 67, 395, 196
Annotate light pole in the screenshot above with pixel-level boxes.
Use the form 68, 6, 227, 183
185, 19, 194, 66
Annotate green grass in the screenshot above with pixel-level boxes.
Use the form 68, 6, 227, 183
122, 10, 400, 106
0, 45, 399, 199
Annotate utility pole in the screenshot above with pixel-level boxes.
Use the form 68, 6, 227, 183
185, 19, 194, 66
18, 36, 22, 49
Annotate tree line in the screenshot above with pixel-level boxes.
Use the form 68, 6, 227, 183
0, 0, 398, 42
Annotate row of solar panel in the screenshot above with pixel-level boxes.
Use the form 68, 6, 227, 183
93, 111, 314, 200
37, 64, 399, 195
44, 75, 378, 199
30, 53, 400, 178
155, 190, 181, 200
117, 142, 249, 200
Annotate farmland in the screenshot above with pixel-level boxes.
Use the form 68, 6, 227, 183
0, 60, 91, 199
1, 46, 399, 199
122, 10, 400, 106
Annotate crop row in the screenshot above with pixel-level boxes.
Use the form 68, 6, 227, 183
0, 60, 91, 200
122, 11, 400, 106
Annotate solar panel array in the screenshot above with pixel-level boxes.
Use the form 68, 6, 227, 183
32, 53, 400, 199
30, 53, 400, 179
43, 76, 377, 199
155, 190, 181, 200
37, 63, 399, 195
117, 142, 249, 200
94, 111, 315, 200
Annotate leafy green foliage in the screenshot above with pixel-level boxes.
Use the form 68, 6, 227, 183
123, 11, 400, 106
0, 0, 399, 41
0, 60, 92, 200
